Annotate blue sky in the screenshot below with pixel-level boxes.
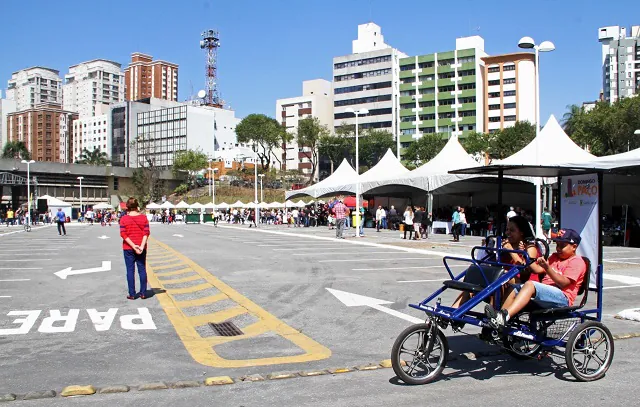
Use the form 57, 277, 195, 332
1, 0, 638, 124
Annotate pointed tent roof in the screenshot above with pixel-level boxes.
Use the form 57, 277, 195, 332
286, 158, 358, 199
39, 194, 72, 207
175, 200, 190, 209
498, 115, 596, 166
359, 148, 409, 182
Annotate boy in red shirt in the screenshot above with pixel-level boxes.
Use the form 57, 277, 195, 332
485, 228, 586, 329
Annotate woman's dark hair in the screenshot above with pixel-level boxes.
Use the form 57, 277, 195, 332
508, 215, 535, 241
126, 197, 139, 211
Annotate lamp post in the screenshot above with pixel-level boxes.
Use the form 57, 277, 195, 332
77, 176, 84, 220
21, 159, 35, 226
630, 129, 640, 152
258, 174, 265, 203
518, 36, 555, 238
345, 107, 369, 237
253, 144, 259, 228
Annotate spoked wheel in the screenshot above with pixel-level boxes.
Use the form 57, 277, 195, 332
565, 321, 614, 381
24, 224, 31, 232
391, 323, 448, 385
505, 335, 542, 360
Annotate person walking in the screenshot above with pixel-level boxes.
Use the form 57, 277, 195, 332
459, 207, 468, 238
542, 207, 553, 242
389, 206, 398, 231
5, 208, 14, 226
421, 210, 432, 239
333, 198, 349, 239
55, 208, 67, 236
119, 197, 150, 300
403, 206, 414, 240
451, 206, 461, 242
376, 205, 385, 232
413, 206, 424, 240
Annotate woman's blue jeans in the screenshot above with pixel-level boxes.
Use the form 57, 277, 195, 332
123, 249, 147, 297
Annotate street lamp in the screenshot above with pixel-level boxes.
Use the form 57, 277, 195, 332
345, 107, 369, 237
258, 174, 265, 203
77, 176, 84, 218
631, 129, 640, 152
519, 36, 555, 238
21, 159, 35, 226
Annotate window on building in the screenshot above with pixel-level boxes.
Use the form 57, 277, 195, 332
419, 114, 436, 121
488, 66, 500, 73
488, 92, 500, 98
504, 115, 517, 121
400, 64, 414, 71
401, 128, 416, 135
503, 90, 516, 96
503, 78, 516, 84
489, 104, 501, 110
503, 64, 516, 71
504, 103, 516, 109
418, 61, 434, 69
488, 80, 500, 86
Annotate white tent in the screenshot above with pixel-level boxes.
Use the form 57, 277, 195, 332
284, 200, 295, 208
285, 158, 358, 199
191, 202, 205, 211
306, 200, 315, 205
231, 200, 245, 208
93, 202, 112, 210
175, 201, 190, 209
259, 202, 270, 209
202, 202, 215, 209
146, 202, 161, 209
497, 115, 596, 166
358, 148, 409, 190
40, 195, 72, 218
217, 202, 230, 209
294, 199, 307, 207
160, 201, 175, 209
268, 201, 284, 208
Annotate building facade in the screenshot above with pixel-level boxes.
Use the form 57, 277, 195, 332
124, 53, 178, 102
599, 25, 640, 103
63, 59, 125, 118
6, 103, 77, 163
6, 67, 62, 111
0, 95, 17, 148
274, 79, 332, 180
481, 53, 536, 133
71, 104, 111, 162
398, 36, 487, 145
332, 23, 406, 137
134, 103, 240, 168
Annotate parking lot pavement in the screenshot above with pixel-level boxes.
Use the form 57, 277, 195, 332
2, 221, 640, 399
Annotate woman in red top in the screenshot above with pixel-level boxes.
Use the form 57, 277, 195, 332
119, 197, 150, 300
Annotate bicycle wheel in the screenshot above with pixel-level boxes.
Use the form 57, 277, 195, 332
391, 323, 448, 385
565, 321, 614, 381
24, 224, 31, 232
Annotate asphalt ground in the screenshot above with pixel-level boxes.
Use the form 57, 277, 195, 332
1, 222, 639, 403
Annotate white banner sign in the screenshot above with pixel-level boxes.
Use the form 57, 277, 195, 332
560, 174, 600, 286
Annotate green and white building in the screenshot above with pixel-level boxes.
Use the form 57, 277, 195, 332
398, 36, 487, 147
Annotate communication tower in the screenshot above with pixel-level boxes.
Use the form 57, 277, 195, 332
199, 29, 222, 107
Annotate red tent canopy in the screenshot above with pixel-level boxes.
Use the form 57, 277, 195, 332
343, 196, 368, 208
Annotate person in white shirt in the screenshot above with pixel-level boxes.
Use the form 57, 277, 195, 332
459, 207, 467, 237
375, 205, 386, 232
403, 206, 414, 240
506, 206, 517, 221
292, 209, 300, 227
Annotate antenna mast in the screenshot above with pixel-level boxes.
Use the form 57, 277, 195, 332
200, 29, 222, 107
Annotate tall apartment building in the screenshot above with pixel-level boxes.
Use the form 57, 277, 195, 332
6, 67, 62, 111
0, 94, 17, 148
6, 103, 77, 163
124, 53, 178, 101
63, 59, 125, 118
398, 36, 487, 146
72, 104, 112, 162
274, 79, 332, 180
482, 53, 536, 133
332, 23, 406, 137
599, 25, 640, 103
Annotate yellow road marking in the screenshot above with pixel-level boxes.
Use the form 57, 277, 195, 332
146, 237, 331, 368
160, 274, 204, 285
165, 282, 213, 295
187, 305, 248, 326
155, 267, 194, 277
175, 293, 229, 308
151, 261, 187, 271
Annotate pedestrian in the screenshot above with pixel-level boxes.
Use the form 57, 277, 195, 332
389, 205, 398, 231
119, 197, 150, 300
333, 198, 349, 239
403, 206, 414, 240
55, 208, 67, 236
421, 211, 432, 239
376, 205, 385, 232
413, 206, 424, 240
5, 208, 14, 226
459, 207, 467, 238
452, 206, 461, 242
542, 207, 553, 242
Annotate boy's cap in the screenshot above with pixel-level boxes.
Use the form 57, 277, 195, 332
553, 229, 581, 245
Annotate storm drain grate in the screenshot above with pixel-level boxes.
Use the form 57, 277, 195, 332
209, 321, 244, 336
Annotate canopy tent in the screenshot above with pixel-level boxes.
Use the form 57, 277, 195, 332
294, 199, 307, 207
202, 202, 215, 209
146, 202, 161, 209
285, 158, 358, 199
268, 201, 284, 208
259, 202, 270, 209
39, 194, 71, 207
191, 202, 205, 211
284, 200, 295, 208
306, 200, 315, 205
559, 146, 640, 173
175, 201, 190, 209
217, 202, 230, 209
160, 201, 175, 209
496, 115, 596, 167
358, 148, 409, 191
231, 200, 245, 208
93, 202, 112, 210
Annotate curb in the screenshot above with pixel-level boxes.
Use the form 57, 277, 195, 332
2, 334, 639, 401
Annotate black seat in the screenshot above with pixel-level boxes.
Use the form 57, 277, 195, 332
530, 257, 591, 316
443, 265, 504, 293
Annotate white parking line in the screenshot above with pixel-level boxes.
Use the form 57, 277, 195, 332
0, 278, 31, 281
259, 244, 344, 248
1, 259, 52, 262
274, 247, 391, 252
0, 296, 11, 298
606, 257, 640, 261
320, 257, 438, 263
603, 284, 640, 290
0, 249, 59, 252
293, 251, 406, 256
0, 268, 43, 270
353, 265, 467, 271
397, 279, 445, 283
604, 260, 640, 265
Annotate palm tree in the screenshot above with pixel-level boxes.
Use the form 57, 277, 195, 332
562, 104, 583, 136
76, 147, 111, 166
1, 141, 31, 160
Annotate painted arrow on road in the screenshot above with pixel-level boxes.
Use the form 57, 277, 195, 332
326, 288, 424, 324
54, 261, 111, 280
97, 235, 110, 240
173, 234, 184, 238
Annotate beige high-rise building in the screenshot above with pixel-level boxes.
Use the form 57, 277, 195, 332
6, 67, 62, 111
124, 53, 178, 101
63, 59, 125, 118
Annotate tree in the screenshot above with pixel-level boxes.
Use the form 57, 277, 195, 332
403, 133, 447, 166
491, 121, 535, 159
318, 132, 350, 175
462, 131, 494, 164
358, 129, 395, 170
128, 134, 166, 204
235, 114, 283, 170
1, 141, 30, 160
172, 149, 209, 197
76, 147, 110, 165
296, 117, 329, 184
562, 104, 584, 136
